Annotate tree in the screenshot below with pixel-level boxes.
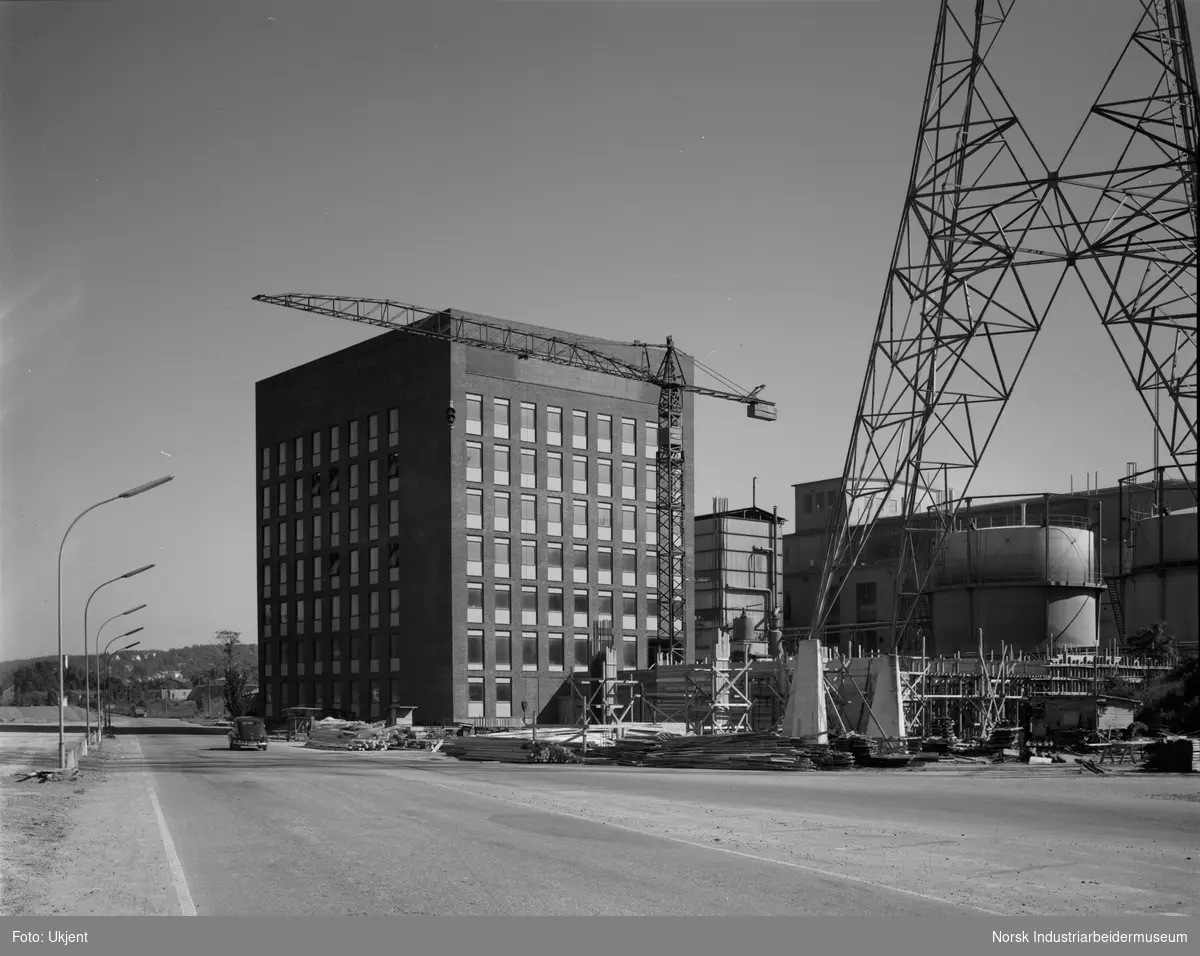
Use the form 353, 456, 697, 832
214, 630, 253, 718
1126, 621, 1177, 665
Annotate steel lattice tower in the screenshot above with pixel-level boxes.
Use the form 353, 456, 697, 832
807, 0, 1198, 657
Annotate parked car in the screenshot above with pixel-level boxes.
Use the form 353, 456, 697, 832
228, 716, 269, 751
132, 702, 147, 718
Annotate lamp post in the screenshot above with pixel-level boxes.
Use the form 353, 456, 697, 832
94, 605, 146, 745
103, 632, 143, 731
56, 475, 173, 769
84, 567, 154, 746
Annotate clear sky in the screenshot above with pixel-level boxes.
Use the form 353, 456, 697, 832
1, 1, 1190, 659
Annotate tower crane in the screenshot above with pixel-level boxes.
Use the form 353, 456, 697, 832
253, 293, 777, 666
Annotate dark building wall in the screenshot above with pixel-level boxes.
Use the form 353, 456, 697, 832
256, 330, 454, 723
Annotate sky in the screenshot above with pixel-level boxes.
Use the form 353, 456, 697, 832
1, 0, 1192, 660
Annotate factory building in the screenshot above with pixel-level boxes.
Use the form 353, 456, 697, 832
693, 500, 785, 661
256, 316, 695, 724
782, 471, 1197, 658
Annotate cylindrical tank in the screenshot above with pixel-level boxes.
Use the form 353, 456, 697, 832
929, 523, 1101, 655
1123, 508, 1198, 643
1131, 509, 1198, 571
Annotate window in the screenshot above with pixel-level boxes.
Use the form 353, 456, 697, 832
494, 491, 510, 532
330, 510, 341, 547
387, 453, 400, 493
644, 465, 656, 502
278, 521, 288, 556
311, 472, 322, 509
466, 442, 482, 483
547, 497, 563, 537
467, 677, 484, 718
349, 507, 360, 544
522, 632, 538, 670
493, 398, 510, 439
547, 542, 563, 582
622, 505, 637, 543
495, 631, 512, 671
388, 541, 400, 581
617, 548, 636, 587
572, 501, 588, 538
621, 418, 636, 457
328, 467, 340, 506
802, 492, 814, 515
521, 540, 537, 580
466, 394, 482, 435
349, 463, 360, 501
329, 551, 341, 589
646, 549, 658, 588
278, 560, 289, 596
521, 586, 538, 625
467, 489, 482, 529
348, 420, 359, 457
369, 590, 380, 628
388, 499, 399, 537
644, 422, 657, 459
294, 436, 304, 472
389, 588, 400, 627
295, 556, 306, 593
313, 599, 323, 635
310, 430, 322, 468
294, 517, 305, 554
388, 408, 398, 447
349, 594, 360, 631
548, 633, 565, 671
467, 583, 483, 623
467, 535, 483, 576
623, 593, 638, 629
262, 603, 273, 638
622, 638, 637, 668
597, 414, 612, 453
495, 677, 512, 717
261, 446, 271, 480
495, 538, 511, 578
572, 455, 588, 494
494, 446, 510, 485
467, 629, 484, 670
279, 600, 289, 636
647, 595, 659, 629
349, 548, 360, 587
598, 547, 613, 585
521, 495, 536, 534
856, 581, 878, 608
520, 402, 536, 442
547, 452, 563, 492
278, 482, 288, 516
598, 459, 612, 497
495, 585, 511, 624
520, 448, 536, 489
646, 508, 657, 545
572, 410, 588, 449
262, 485, 271, 519
598, 502, 612, 542
262, 524, 271, 558
368, 503, 379, 541
262, 563, 272, 598
367, 413, 379, 452
368, 459, 378, 497
368, 545, 379, 585
293, 478, 304, 515
574, 634, 590, 671
573, 589, 589, 627
331, 598, 341, 635
621, 463, 636, 500
573, 545, 588, 583
330, 424, 340, 463
278, 441, 288, 476
597, 590, 614, 621
547, 406, 562, 446
312, 554, 323, 591
548, 588, 564, 626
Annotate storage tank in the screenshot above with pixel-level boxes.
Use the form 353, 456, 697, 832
1122, 508, 1198, 645
928, 522, 1102, 655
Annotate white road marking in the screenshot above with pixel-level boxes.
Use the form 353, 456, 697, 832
131, 737, 196, 915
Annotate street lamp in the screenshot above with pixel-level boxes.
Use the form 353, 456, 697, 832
103, 631, 143, 731
83, 566, 153, 745
56, 475, 173, 768
94, 604, 146, 746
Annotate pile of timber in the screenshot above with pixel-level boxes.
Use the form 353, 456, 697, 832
639, 732, 818, 771
1145, 737, 1200, 773
305, 719, 380, 751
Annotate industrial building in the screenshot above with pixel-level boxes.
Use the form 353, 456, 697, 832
256, 316, 695, 724
782, 470, 1198, 658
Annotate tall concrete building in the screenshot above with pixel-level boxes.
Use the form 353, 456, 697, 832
256, 315, 695, 724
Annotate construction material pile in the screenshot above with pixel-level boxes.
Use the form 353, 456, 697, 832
441, 728, 594, 764
638, 732, 821, 771
305, 718, 388, 751
1145, 737, 1200, 773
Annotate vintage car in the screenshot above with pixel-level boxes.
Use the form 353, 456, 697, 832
228, 716, 269, 751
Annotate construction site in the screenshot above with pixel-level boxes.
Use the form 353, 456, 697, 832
253, 0, 1198, 776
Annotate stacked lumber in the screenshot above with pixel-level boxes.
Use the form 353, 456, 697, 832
304, 719, 379, 751
640, 732, 816, 771
1145, 737, 1200, 773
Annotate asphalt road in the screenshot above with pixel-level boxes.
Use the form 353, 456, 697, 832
129, 734, 1199, 916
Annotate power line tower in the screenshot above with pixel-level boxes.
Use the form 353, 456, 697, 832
790, 0, 1197, 701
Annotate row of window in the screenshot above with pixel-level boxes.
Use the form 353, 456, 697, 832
261, 502, 664, 559
260, 406, 663, 480
465, 445, 656, 497
260, 456, 403, 514
260, 587, 661, 637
